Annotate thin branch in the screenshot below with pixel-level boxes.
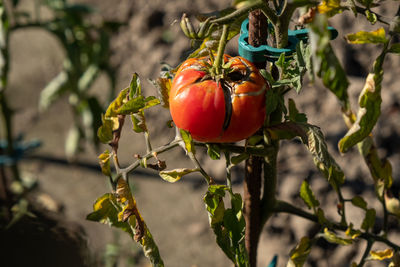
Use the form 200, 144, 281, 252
210, 0, 264, 25
357, 239, 374, 267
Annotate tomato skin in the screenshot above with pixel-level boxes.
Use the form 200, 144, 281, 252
169, 55, 267, 143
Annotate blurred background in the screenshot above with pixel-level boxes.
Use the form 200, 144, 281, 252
1, 0, 400, 266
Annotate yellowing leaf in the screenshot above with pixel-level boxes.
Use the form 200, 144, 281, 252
318, 0, 343, 17
323, 228, 353, 245
287, 237, 312, 267
370, 249, 394, 260
98, 150, 112, 176
159, 168, 199, 183
346, 28, 388, 44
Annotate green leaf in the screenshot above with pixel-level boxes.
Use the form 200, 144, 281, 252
86, 193, 133, 237
287, 237, 312, 267
322, 228, 353, 245
288, 99, 307, 123
159, 168, 199, 183
365, 10, 377, 25
361, 208, 376, 231
300, 180, 320, 210
346, 28, 388, 44
351, 196, 368, 210
231, 153, 249, 165
388, 43, 400, 54
129, 73, 141, 98
265, 89, 279, 115
117, 96, 146, 114
206, 144, 221, 160
98, 150, 112, 176
338, 48, 386, 153
309, 14, 350, 111
180, 129, 195, 154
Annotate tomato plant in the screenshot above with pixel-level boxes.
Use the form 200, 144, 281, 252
87, 0, 400, 267
170, 55, 267, 142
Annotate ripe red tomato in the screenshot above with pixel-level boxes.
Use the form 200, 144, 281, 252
169, 55, 268, 143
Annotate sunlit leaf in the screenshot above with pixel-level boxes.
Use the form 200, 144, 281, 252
318, 0, 344, 17
180, 129, 195, 154
338, 46, 386, 153
287, 237, 312, 267
322, 228, 353, 245
150, 77, 171, 108
346, 28, 388, 44
129, 73, 141, 98
97, 115, 114, 144
86, 193, 133, 237
370, 249, 394, 260
385, 194, 400, 217
131, 112, 147, 133
365, 10, 377, 25
159, 168, 199, 183
300, 180, 320, 210
98, 150, 112, 176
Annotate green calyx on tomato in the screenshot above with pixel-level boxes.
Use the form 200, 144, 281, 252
169, 55, 268, 143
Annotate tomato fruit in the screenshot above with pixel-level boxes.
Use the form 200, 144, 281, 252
169, 55, 268, 143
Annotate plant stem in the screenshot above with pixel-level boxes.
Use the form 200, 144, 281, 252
243, 10, 270, 267
357, 239, 373, 267
213, 24, 229, 75
210, 0, 264, 25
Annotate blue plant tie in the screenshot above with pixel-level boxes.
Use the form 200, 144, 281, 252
267, 254, 278, 267
0, 139, 42, 166
238, 18, 338, 63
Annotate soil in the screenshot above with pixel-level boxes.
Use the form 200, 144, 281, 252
2, 0, 400, 266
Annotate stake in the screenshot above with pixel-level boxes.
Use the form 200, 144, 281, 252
244, 10, 268, 267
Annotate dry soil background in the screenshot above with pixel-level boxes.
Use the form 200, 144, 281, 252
6, 0, 400, 266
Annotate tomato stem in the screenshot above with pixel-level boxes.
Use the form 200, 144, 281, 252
213, 24, 229, 75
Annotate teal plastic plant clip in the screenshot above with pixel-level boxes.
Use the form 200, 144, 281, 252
238, 18, 338, 63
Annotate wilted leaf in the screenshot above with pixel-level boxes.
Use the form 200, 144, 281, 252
309, 14, 350, 111
287, 237, 312, 267
131, 112, 147, 133
98, 150, 112, 176
346, 28, 388, 44
385, 194, 400, 217
300, 180, 320, 210
150, 77, 171, 108
159, 168, 199, 183
97, 115, 114, 144
338, 66, 384, 153
86, 193, 133, 237
304, 125, 345, 189
322, 228, 353, 245
370, 249, 394, 260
